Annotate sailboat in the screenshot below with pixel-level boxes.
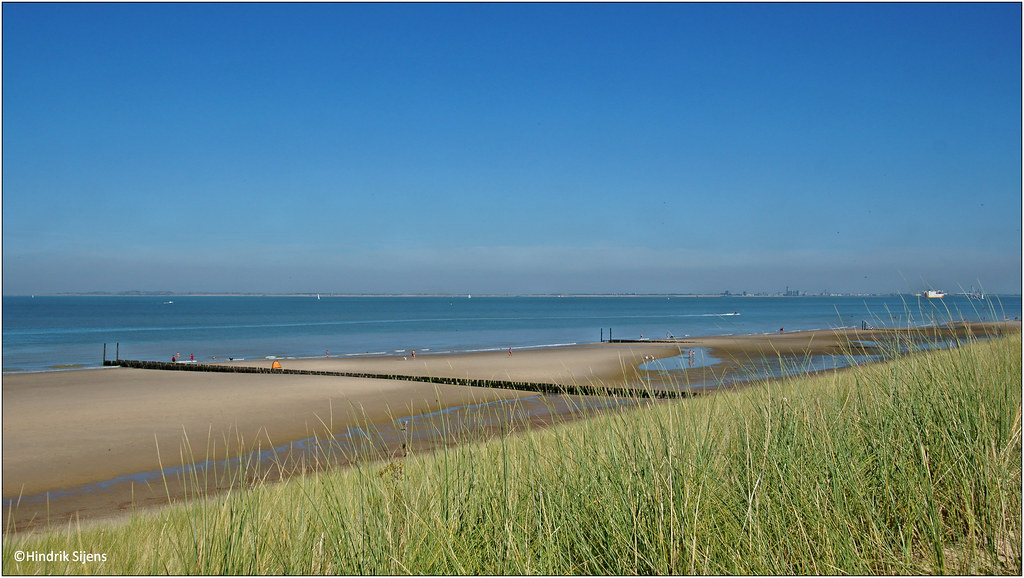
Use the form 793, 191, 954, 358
963, 287, 985, 300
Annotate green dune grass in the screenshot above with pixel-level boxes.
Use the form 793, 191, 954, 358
4, 331, 1020, 575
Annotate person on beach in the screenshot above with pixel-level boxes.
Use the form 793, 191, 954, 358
508, 347, 513, 356
411, 350, 416, 359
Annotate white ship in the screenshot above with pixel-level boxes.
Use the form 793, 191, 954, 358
921, 290, 946, 299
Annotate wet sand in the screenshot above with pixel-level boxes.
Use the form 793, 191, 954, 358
3, 322, 1017, 533
691, 321, 1020, 357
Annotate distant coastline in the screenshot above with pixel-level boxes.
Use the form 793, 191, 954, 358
10, 291, 1018, 299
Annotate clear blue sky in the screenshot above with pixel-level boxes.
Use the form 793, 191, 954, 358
3, 3, 1021, 295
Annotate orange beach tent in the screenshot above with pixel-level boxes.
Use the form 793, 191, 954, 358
271, 360, 282, 370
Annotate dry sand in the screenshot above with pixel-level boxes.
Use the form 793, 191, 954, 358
3, 370, 522, 499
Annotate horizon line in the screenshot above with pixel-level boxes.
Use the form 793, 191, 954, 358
6, 291, 1019, 298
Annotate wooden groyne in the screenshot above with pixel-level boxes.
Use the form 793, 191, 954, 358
103, 359, 690, 400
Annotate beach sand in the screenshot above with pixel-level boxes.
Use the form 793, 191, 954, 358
4, 322, 1017, 533
2, 342, 674, 532
214, 342, 677, 385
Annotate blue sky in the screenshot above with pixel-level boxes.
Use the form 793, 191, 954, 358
3, 3, 1021, 295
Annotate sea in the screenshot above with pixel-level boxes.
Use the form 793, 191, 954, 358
3, 294, 1020, 374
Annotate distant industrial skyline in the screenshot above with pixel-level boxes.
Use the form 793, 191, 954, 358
3, 3, 1021, 295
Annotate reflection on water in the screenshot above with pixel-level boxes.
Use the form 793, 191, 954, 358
638, 347, 719, 372
713, 352, 882, 386
637, 333, 972, 392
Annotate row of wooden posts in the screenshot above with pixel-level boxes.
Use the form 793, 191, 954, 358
103, 344, 689, 400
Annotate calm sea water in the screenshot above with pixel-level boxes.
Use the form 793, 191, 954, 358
3, 294, 1019, 373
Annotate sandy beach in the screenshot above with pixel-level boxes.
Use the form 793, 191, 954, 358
2, 342, 674, 532
3, 322, 1017, 533
213, 341, 677, 385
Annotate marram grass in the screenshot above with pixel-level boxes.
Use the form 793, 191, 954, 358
4, 332, 1021, 575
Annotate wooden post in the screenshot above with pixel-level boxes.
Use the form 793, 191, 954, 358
600, 328, 603, 342
103, 343, 107, 364
116, 342, 119, 362
609, 327, 612, 342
